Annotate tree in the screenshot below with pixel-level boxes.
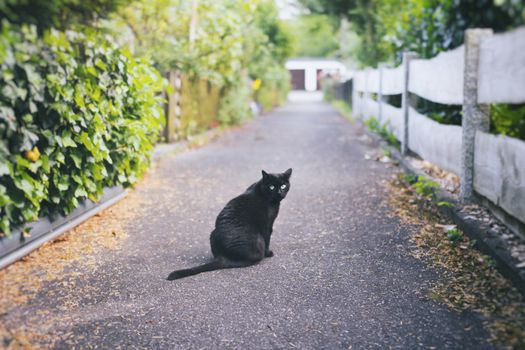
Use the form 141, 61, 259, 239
300, 0, 525, 66
298, 0, 395, 66
0, 0, 130, 32
106, 0, 293, 125
287, 14, 340, 57
388, 0, 525, 63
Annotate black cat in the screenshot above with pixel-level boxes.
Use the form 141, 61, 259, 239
167, 168, 292, 280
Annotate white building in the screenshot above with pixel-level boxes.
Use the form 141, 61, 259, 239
285, 58, 348, 91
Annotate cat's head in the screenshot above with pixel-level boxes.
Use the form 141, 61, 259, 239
261, 168, 292, 202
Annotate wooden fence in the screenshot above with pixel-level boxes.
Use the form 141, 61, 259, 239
164, 71, 221, 142
351, 26, 525, 234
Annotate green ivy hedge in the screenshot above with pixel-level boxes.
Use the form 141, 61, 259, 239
0, 22, 165, 236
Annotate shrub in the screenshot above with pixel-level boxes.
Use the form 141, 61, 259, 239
364, 117, 400, 149
256, 66, 291, 112
217, 82, 251, 126
0, 22, 165, 236
491, 103, 525, 140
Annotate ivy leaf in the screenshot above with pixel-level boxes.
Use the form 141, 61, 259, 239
74, 187, 87, 197
57, 181, 68, 191
86, 65, 97, 76
55, 152, 65, 164
61, 130, 77, 148
94, 58, 107, 71
0, 163, 8, 176
14, 177, 34, 196
70, 152, 82, 169
29, 101, 37, 114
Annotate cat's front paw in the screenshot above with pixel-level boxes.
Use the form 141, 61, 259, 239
265, 250, 274, 257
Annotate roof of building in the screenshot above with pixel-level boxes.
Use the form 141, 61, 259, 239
285, 57, 347, 71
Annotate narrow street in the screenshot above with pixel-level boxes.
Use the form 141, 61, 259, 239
3, 93, 493, 349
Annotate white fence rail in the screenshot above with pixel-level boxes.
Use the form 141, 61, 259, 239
409, 46, 464, 105
408, 108, 463, 176
478, 27, 525, 104
381, 66, 404, 95
351, 26, 525, 231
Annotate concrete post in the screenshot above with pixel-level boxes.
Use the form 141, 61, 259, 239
364, 69, 370, 120
460, 28, 493, 202
378, 63, 385, 123
401, 52, 418, 155
351, 78, 357, 116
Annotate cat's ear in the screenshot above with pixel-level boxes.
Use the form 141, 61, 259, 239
283, 168, 292, 179
262, 170, 269, 179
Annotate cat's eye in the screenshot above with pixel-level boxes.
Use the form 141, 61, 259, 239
280, 184, 287, 190
269, 185, 275, 190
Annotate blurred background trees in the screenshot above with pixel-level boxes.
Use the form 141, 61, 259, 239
296, 0, 525, 139
298, 0, 525, 67
0, 0, 131, 32
105, 0, 293, 125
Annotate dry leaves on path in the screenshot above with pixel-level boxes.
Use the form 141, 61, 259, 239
386, 173, 525, 349
0, 178, 152, 348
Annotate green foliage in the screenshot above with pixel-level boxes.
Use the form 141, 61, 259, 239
0, 0, 130, 32
413, 176, 440, 198
248, 0, 294, 66
390, 0, 525, 64
437, 201, 454, 208
403, 173, 418, 185
299, 0, 399, 66
415, 98, 462, 126
107, 0, 293, 137
330, 101, 353, 122
391, 1, 525, 140
304, 0, 524, 139
364, 117, 381, 132
218, 82, 251, 126
446, 228, 463, 242
484, 255, 497, 268
0, 22, 164, 236
490, 104, 525, 140
322, 78, 336, 102
402, 173, 440, 198
256, 66, 291, 112
176, 76, 221, 139
364, 117, 400, 148
246, 2, 292, 111
301, 0, 525, 67
287, 14, 339, 57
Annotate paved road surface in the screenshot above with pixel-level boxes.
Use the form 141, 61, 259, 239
6, 93, 493, 349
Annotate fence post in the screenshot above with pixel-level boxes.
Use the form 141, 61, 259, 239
354, 71, 364, 118
164, 70, 182, 143
378, 63, 385, 123
364, 69, 370, 120
163, 71, 174, 142
460, 28, 493, 202
401, 52, 418, 155
351, 76, 357, 116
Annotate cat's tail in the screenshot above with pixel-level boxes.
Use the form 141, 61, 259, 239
166, 257, 254, 280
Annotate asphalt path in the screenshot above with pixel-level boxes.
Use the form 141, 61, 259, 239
8, 93, 493, 349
